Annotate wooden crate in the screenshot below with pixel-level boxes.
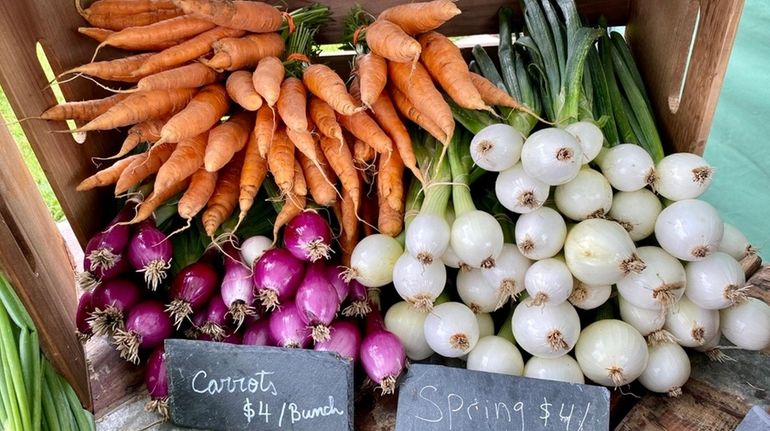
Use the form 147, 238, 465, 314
0, 0, 748, 425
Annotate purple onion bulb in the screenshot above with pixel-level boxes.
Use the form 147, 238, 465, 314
113, 300, 174, 364
342, 280, 371, 318
314, 320, 361, 363
254, 248, 306, 310
284, 211, 333, 262
296, 263, 340, 342
360, 307, 406, 394
127, 221, 173, 291
242, 319, 273, 346
87, 278, 142, 337
167, 262, 219, 329
268, 300, 311, 349
221, 262, 257, 328
76, 290, 95, 342
326, 266, 351, 304
144, 345, 169, 421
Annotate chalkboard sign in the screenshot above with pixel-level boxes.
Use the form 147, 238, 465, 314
165, 339, 354, 431
736, 406, 770, 431
395, 364, 610, 431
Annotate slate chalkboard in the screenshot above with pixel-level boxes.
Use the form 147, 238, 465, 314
395, 364, 610, 431
165, 339, 354, 431
736, 406, 770, 431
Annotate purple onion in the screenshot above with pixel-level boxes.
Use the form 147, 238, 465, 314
166, 262, 219, 329
314, 320, 361, 363
342, 280, 371, 318
198, 295, 230, 341
296, 263, 340, 342
114, 300, 174, 364
326, 266, 351, 303
268, 300, 311, 348
242, 319, 273, 346
144, 345, 169, 420
128, 221, 173, 291
284, 211, 333, 262
222, 331, 243, 344
360, 306, 406, 394
77, 248, 132, 291
76, 290, 95, 342
221, 262, 257, 328
254, 248, 306, 310
88, 278, 142, 337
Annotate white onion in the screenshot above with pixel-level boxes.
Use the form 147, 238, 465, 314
608, 189, 662, 241
495, 163, 550, 214
569, 281, 611, 310
349, 234, 403, 287
638, 342, 691, 397
617, 246, 686, 311
524, 258, 573, 306
719, 223, 755, 260
450, 210, 504, 269
554, 167, 613, 221
240, 235, 272, 267
617, 296, 674, 346
521, 127, 583, 185
405, 213, 450, 265
457, 269, 503, 313
523, 355, 585, 384
575, 319, 648, 386
664, 296, 719, 347
466, 336, 524, 376
441, 244, 465, 269
595, 144, 655, 192
476, 313, 495, 338
424, 302, 480, 358
393, 252, 446, 312
384, 302, 434, 360
693, 331, 732, 362
685, 252, 746, 310
655, 199, 723, 261
564, 218, 645, 285
512, 298, 580, 358
654, 153, 713, 201
470, 124, 524, 172
565, 121, 604, 164
481, 244, 531, 304
515, 207, 567, 260
720, 298, 770, 350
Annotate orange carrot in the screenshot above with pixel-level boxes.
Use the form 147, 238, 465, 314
378, 0, 461, 36
276, 77, 307, 131
298, 147, 336, 207
64, 53, 154, 82
370, 91, 422, 181
178, 168, 217, 219
81, 9, 183, 31
226, 70, 263, 111
77, 27, 114, 43
365, 19, 420, 64
205, 110, 255, 172
159, 83, 228, 143
308, 97, 343, 144
132, 176, 191, 223
131, 26, 246, 77
76, 88, 196, 132
338, 186, 358, 267
98, 15, 215, 51
356, 53, 387, 110
115, 141, 177, 194
319, 135, 361, 215
203, 151, 244, 236
418, 32, 489, 111
76, 154, 142, 191
389, 60, 454, 142
337, 111, 393, 155
41, 93, 130, 121
171, 0, 283, 33
238, 131, 269, 219
272, 161, 307, 242
136, 63, 220, 92
469, 71, 527, 109
302, 64, 362, 116
80, 0, 178, 17
353, 138, 376, 169
252, 56, 284, 107
378, 197, 403, 237
377, 145, 405, 212
254, 105, 275, 158
154, 132, 208, 194
203, 33, 285, 71
390, 86, 446, 143
100, 117, 167, 160
268, 127, 295, 195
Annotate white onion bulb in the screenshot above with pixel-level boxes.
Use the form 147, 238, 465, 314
481, 244, 531, 304
523, 355, 585, 384
405, 213, 450, 265
554, 167, 613, 221
569, 281, 611, 310
595, 144, 655, 192
617, 296, 674, 345
451, 210, 504, 269
720, 298, 770, 350
476, 313, 495, 338
655, 199, 723, 261
467, 336, 524, 376
638, 342, 691, 397
693, 331, 731, 362
608, 189, 662, 241
495, 163, 550, 214
393, 252, 446, 312
384, 302, 434, 360
515, 207, 567, 260
349, 234, 403, 287
654, 153, 713, 201
423, 302, 480, 358
617, 246, 686, 311
685, 252, 746, 310
470, 124, 524, 172
457, 269, 504, 313
512, 298, 580, 358
564, 218, 645, 285
521, 127, 583, 185
240, 235, 272, 267
575, 319, 649, 386
719, 223, 755, 260
441, 243, 466, 270
664, 296, 719, 347
565, 121, 604, 164
524, 258, 574, 306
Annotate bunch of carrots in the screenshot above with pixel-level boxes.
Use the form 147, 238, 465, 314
41, 0, 531, 265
